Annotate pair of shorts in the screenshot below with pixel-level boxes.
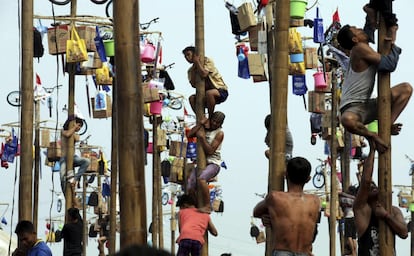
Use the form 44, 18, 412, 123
217, 89, 229, 104
272, 250, 308, 256
187, 164, 220, 190
177, 239, 202, 256
344, 217, 357, 239
340, 99, 377, 125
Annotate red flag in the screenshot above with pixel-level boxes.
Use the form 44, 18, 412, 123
184, 107, 188, 116
36, 73, 41, 85
158, 45, 162, 64
332, 8, 340, 23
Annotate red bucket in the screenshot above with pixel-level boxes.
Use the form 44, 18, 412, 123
150, 100, 163, 115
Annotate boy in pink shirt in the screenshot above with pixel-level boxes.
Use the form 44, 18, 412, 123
176, 194, 218, 256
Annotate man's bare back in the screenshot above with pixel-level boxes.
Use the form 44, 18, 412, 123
266, 191, 320, 253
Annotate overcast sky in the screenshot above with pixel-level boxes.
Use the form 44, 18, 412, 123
1, 1, 414, 255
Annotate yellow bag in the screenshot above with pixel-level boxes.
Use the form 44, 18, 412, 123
288, 28, 303, 54
95, 64, 113, 85
66, 27, 88, 63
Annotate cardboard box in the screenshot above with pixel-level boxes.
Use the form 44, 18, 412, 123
307, 91, 325, 113
91, 95, 112, 119
76, 26, 96, 52
47, 25, 70, 55
142, 83, 160, 103
304, 48, 318, 69
81, 151, 99, 172
47, 141, 61, 162
169, 141, 187, 157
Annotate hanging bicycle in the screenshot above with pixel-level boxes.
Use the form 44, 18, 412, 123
48, 0, 71, 5
7, 84, 62, 111
312, 158, 330, 189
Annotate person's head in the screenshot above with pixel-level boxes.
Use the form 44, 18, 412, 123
14, 220, 37, 249
115, 244, 171, 256
182, 46, 196, 63
209, 111, 225, 130
346, 185, 358, 196
176, 194, 196, 208
337, 25, 368, 50
67, 207, 82, 223
63, 115, 84, 131
286, 157, 312, 185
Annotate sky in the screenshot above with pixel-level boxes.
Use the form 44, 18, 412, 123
1, 0, 414, 255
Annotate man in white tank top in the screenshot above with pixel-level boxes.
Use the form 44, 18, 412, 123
186, 111, 225, 213
336, 24, 412, 153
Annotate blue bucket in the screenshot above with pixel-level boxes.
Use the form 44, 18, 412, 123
290, 53, 304, 63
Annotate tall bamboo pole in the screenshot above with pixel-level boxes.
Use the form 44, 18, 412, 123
33, 102, 40, 229
114, 0, 147, 247
329, 67, 338, 256
194, 1, 208, 255
19, 0, 34, 223
65, 0, 77, 213
377, 9, 394, 255
268, 0, 289, 253
152, 117, 159, 247
109, 77, 118, 255
82, 174, 87, 255
411, 172, 414, 256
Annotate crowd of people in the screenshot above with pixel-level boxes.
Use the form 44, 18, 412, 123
11, 1, 413, 255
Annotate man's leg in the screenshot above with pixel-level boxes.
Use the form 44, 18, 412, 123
205, 89, 220, 118
189, 94, 197, 114
341, 111, 388, 153
197, 164, 220, 213
73, 155, 90, 181
391, 82, 412, 124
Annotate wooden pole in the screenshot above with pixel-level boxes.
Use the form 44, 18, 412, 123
109, 77, 118, 255
33, 102, 40, 229
170, 189, 177, 256
267, 1, 289, 254
82, 175, 87, 255
64, 0, 77, 214
329, 67, 338, 256
157, 146, 164, 249
377, 3, 393, 254
152, 117, 159, 247
114, 0, 147, 247
19, 0, 34, 223
194, 1, 208, 255
411, 172, 414, 256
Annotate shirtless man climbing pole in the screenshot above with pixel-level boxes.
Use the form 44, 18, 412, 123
336, 24, 411, 153
253, 157, 320, 256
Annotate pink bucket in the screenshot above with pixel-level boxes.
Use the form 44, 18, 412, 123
150, 100, 163, 115
313, 70, 327, 89
141, 43, 155, 63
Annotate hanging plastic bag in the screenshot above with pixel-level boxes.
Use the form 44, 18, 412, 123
66, 27, 88, 63
237, 45, 250, 79
1, 128, 19, 163
94, 26, 108, 62
95, 63, 112, 85
94, 90, 107, 111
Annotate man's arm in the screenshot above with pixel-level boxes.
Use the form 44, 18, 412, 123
253, 199, 268, 219
207, 218, 218, 236
375, 205, 408, 239
353, 137, 376, 236
192, 54, 209, 78
197, 130, 224, 156
62, 122, 81, 138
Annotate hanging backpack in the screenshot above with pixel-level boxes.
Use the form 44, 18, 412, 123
33, 27, 44, 61
88, 191, 99, 206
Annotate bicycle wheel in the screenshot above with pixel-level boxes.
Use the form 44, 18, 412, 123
312, 166, 325, 189
168, 98, 183, 110
90, 0, 109, 4
49, 0, 72, 5
105, 0, 113, 18
7, 91, 22, 107
78, 120, 88, 136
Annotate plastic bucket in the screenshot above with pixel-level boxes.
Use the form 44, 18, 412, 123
313, 71, 327, 89
103, 40, 115, 57
290, 53, 304, 63
367, 120, 378, 133
150, 100, 163, 115
290, 0, 308, 19
141, 43, 155, 63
